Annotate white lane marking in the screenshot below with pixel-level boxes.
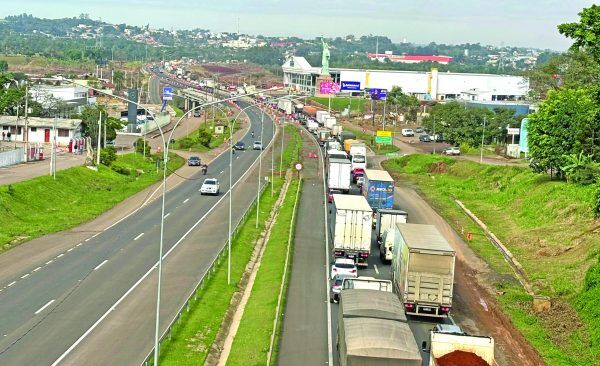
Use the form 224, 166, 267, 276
220, 170, 224, 174
84, 238, 91, 242
134, 233, 144, 241
183, 198, 190, 203
51, 117, 275, 366
164, 213, 170, 219
57, 254, 64, 258
45, 260, 53, 265
236, 156, 240, 159
92, 233, 99, 238
67, 248, 74, 252
94, 260, 108, 271
35, 299, 55, 315
7, 281, 16, 287
33, 267, 41, 272
20, 274, 30, 279
374, 264, 380, 275
76, 243, 82, 247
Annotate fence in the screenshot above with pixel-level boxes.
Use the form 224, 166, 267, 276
0, 147, 24, 168
142, 180, 270, 366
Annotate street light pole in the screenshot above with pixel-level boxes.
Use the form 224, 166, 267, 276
96, 111, 102, 166
480, 116, 486, 164
432, 116, 436, 154
256, 104, 264, 228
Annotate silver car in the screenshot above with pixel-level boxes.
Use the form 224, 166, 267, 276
200, 178, 220, 195
329, 274, 354, 303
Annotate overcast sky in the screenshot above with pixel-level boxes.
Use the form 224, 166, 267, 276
0, 0, 594, 50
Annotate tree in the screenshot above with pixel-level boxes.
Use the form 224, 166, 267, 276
558, 5, 600, 63
0, 60, 8, 72
78, 106, 124, 147
528, 87, 599, 177
112, 70, 125, 91
387, 86, 420, 124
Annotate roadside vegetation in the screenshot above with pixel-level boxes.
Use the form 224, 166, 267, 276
383, 154, 600, 365
157, 125, 302, 365
0, 152, 184, 251
342, 124, 400, 155
172, 123, 241, 152
227, 178, 301, 365
309, 96, 367, 113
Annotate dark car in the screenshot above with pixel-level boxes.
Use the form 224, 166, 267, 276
193, 109, 202, 117
187, 156, 201, 166
234, 141, 246, 150
415, 126, 424, 133
419, 134, 432, 142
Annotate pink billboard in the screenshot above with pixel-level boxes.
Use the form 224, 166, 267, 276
319, 80, 341, 94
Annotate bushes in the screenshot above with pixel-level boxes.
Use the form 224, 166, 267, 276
594, 185, 600, 218
134, 138, 151, 156
197, 129, 212, 147
111, 161, 133, 175
100, 146, 117, 166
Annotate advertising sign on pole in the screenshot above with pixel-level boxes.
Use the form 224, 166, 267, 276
369, 88, 388, 100
376, 130, 392, 137
162, 86, 174, 101
319, 80, 341, 94
340, 81, 361, 91
375, 130, 392, 145
507, 127, 520, 135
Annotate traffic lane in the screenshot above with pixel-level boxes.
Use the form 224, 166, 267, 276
278, 128, 328, 366
60, 161, 272, 365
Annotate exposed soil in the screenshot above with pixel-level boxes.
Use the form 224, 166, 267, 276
437, 350, 490, 366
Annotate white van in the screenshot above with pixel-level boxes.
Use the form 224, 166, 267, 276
401, 128, 414, 137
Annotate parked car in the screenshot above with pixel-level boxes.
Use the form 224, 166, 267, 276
193, 109, 202, 117
401, 128, 414, 137
419, 134, 432, 142
432, 133, 444, 142
234, 141, 246, 150
442, 147, 461, 156
330, 258, 358, 280
415, 126, 424, 133
253, 141, 263, 150
187, 156, 201, 166
330, 274, 355, 303
200, 178, 220, 195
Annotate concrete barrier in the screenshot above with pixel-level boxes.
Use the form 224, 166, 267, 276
0, 148, 24, 168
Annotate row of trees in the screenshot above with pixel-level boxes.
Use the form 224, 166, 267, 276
527, 5, 600, 184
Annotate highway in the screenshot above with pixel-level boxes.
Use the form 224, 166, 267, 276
0, 101, 277, 365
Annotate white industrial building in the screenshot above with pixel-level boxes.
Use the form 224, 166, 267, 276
282, 56, 529, 101
29, 84, 96, 112
0, 116, 82, 146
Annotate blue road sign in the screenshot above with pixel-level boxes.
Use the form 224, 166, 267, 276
341, 81, 361, 91
162, 86, 174, 101
369, 88, 388, 100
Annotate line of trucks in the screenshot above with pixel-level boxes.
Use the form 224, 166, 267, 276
286, 102, 496, 365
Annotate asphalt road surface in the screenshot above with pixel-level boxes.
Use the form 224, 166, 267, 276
0, 101, 276, 365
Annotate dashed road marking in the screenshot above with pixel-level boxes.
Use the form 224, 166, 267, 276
35, 299, 55, 315
7, 281, 16, 287
134, 233, 144, 241
76, 243, 82, 247
84, 238, 91, 242
164, 213, 170, 219
67, 248, 74, 252
20, 274, 30, 279
94, 260, 108, 271
33, 267, 41, 272
57, 254, 64, 258
45, 260, 53, 265
183, 198, 190, 203
374, 264, 380, 275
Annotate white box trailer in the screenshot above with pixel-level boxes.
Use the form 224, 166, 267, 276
328, 158, 352, 193
332, 194, 373, 267
277, 99, 293, 114
428, 332, 494, 366
331, 124, 343, 137
324, 116, 337, 129
376, 209, 409, 262
391, 223, 456, 317
316, 110, 330, 124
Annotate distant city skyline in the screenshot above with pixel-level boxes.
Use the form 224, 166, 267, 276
0, 0, 595, 50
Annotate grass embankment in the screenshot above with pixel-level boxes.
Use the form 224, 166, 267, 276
227, 175, 301, 365
382, 154, 600, 366
157, 125, 302, 365
0, 153, 184, 251
309, 96, 367, 113
172, 123, 241, 152
343, 124, 400, 155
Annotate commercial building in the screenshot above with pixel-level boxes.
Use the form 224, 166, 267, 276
282, 56, 529, 101
29, 84, 96, 113
0, 116, 82, 146
367, 52, 453, 64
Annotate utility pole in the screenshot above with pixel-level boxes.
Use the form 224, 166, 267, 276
480, 116, 486, 164
96, 111, 102, 166
256, 106, 264, 228
24, 84, 29, 161
432, 116, 436, 154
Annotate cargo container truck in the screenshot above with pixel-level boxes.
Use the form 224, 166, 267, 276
332, 194, 372, 266
328, 159, 352, 193
362, 169, 395, 211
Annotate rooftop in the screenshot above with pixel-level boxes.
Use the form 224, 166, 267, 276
0, 116, 82, 130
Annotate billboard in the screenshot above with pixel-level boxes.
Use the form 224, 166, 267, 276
369, 88, 387, 100
340, 81, 361, 91
162, 86, 174, 101
319, 80, 341, 94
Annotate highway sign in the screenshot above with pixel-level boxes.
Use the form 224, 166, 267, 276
376, 130, 392, 138
162, 86, 174, 101
375, 136, 392, 145
369, 88, 387, 100
507, 127, 520, 135
340, 81, 361, 91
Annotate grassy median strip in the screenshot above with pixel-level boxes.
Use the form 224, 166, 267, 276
157, 125, 302, 365
0, 153, 183, 251
226, 178, 301, 365
382, 154, 599, 366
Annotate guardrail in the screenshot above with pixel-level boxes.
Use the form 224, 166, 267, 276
142, 180, 269, 366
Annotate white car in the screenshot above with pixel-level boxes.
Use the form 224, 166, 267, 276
401, 128, 414, 137
253, 141, 263, 150
442, 147, 461, 156
330, 258, 358, 280
200, 178, 220, 195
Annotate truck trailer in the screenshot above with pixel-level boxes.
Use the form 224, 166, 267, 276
328, 158, 352, 192
426, 331, 494, 366
332, 194, 373, 267
362, 169, 395, 211
391, 223, 456, 317
349, 143, 367, 172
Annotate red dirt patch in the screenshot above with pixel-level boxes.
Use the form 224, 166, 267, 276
437, 350, 490, 366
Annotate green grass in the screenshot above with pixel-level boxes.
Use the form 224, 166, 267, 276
172, 123, 240, 152
309, 96, 367, 113
171, 104, 184, 117
156, 125, 301, 365
227, 178, 301, 365
343, 124, 400, 155
0, 153, 184, 251
382, 154, 600, 366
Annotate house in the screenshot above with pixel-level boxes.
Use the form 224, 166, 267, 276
0, 116, 82, 146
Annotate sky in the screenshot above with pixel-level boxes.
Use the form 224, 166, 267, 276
0, 0, 595, 50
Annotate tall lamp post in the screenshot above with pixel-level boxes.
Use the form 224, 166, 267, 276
480, 116, 487, 164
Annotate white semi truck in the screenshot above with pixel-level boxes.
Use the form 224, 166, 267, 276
332, 194, 373, 267
391, 223, 456, 317
328, 158, 352, 193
